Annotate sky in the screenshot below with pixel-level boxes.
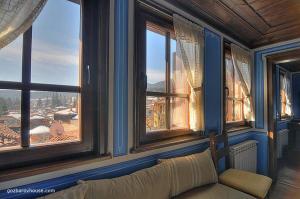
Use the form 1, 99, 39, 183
146, 30, 176, 84
0, 0, 80, 86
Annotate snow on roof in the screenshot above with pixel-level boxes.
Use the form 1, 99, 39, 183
55, 109, 76, 115
30, 115, 45, 120
30, 126, 50, 135
72, 115, 79, 120
8, 113, 21, 120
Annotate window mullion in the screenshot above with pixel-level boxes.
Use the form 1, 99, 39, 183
232, 60, 236, 121
21, 27, 32, 148
166, 32, 171, 130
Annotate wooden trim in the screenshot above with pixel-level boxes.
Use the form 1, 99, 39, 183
209, 132, 230, 173
21, 27, 32, 148
266, 59, 277, 180
0, 153, 111, 182
131, 133, 205, 153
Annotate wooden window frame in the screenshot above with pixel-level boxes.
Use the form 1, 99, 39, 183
0, 0, 109, 170
223, 43, 250, 131
279, 70, 292, 120
134, 5, 200, 149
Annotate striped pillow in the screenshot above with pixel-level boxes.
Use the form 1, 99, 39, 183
161, 149, 218, 197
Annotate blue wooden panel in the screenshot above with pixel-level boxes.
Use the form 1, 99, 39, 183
293, 74, 300, 119
204, 29, 222, 134
254, 52, 265, 129
114, 0, 128, 156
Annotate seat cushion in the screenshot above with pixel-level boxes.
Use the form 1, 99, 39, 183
81, 162, 171, 199
160, 149, 218, 197
173, 183, 256, 199
38, 183, 88, 199
219, 169, 272, 199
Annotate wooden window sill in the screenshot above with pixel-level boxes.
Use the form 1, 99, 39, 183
131, 134, 206, 153
225, 126, 252, 133
0, 153, 111, 183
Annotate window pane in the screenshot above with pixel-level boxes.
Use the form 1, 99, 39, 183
31, 0, 80, 86
146, 96, 166, 132
234, 67, 244, 99
226, 99, 234, 122
146, 24, 166, 92
171, 97, 189, 129
30, 91, 80, 145
234, 101, 243, 121
170, 38, 189, 94
0, 36, 22, 82
0, 90, 21, 149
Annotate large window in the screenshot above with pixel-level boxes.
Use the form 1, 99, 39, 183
0, 0, 108, 169
224, 43, 252, 130
135, 6, 204, 148
279, 70, 292, 119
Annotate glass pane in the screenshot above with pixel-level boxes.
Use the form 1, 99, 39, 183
31, 0, 80, 86
234, 67, 244, 99
171, 97, 189, 129
234, 101, 243, 121
0, 90, 21, 149
226, 99, 234, 122
225, 55, 234, 97
170, 38, 189, 94
146, 24, 166, 92
30, 91, 80, 145
0, 36, 22, 82
146, 96, 166, 132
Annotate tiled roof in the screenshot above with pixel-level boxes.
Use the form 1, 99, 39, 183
0, 123, 20, 139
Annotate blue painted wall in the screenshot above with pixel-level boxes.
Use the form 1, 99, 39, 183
204, 29, 222, 135
293, 73, 300, 119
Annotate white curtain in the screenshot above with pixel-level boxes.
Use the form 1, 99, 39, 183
173, 14, 204, 131
230, 43, 254, 121
282, 74, 292, 116
0, 0, 47, 49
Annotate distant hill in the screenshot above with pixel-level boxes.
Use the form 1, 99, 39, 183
147, 81, 165, 92
0, 90, 77, 100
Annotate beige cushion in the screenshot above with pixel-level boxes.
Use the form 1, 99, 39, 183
81, 162, 171, 199
38, 183, 88, 199
173, 183, 256, 199
219, 168, 272, 199
161, 149, 218, 197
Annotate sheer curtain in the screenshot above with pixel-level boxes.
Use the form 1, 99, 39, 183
0, 0, 47, 49
282, 74, 292, 116
230, 44, 254, 121
173, 14, 204, 131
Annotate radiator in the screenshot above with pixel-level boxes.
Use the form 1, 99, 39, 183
277, 129, 289, 159
229, 140, 258, 173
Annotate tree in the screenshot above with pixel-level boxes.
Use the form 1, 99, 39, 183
0, 98, 8, 115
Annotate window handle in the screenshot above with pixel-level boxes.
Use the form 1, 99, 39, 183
87, 65, 91, 85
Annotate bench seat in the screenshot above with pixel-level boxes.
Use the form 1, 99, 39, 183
174, 183, 255, 199
219, 168, 272, 199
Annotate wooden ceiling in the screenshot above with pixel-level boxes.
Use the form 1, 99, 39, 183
168, 0, 300, 48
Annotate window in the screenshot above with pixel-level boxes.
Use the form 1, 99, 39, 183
279, 71, 292, 119
134, 7, 204, 148
0, 0, 108, 169
224, 44, 251, 130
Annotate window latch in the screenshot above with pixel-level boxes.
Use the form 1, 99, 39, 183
87, 65, 91, 85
